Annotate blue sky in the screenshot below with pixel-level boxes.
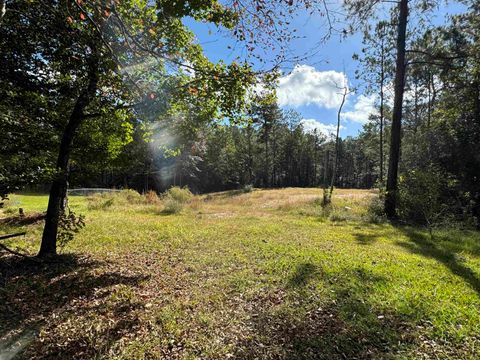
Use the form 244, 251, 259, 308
185, 2, 466, 138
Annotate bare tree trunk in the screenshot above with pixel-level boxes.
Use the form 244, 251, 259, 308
330, 86, 348, 196
38, 48, 99, 257
385, 0, 409, 219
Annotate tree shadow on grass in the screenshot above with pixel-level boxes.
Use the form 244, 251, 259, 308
204, 189, 249, 200
395, 226, 480, 296
354, 233, 380, 245
287, 263, 318, 288
0, 253, 149, 359
235, 263, 417, 359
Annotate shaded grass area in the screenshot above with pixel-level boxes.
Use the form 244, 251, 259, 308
1, 188, 480, 358
0, 255, 149, 357
396, 227, 480, 296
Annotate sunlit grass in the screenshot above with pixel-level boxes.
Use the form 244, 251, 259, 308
1, 188, 480, 358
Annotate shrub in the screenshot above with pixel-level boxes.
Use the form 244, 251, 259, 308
145, 190, 160, 204
398, 167, 448, 235
162, 198, 184, 214
242, 184, 254, 193
165, 186, 193, 203
118, 189, 144, 204
322, 187, 331, 206
161, 186, 193, 214
57, 207, 85, 250
365, 195, 387, 224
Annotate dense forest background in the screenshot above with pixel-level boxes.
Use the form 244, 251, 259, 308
77, 104, 380, 192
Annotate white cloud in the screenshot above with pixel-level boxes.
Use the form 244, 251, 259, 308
277, 65, 347, 109
300, 118, 344, 137
343, 94, 377, 124
269, 64, 379, 129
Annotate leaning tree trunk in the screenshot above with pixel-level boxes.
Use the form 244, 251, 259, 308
38, 49, 99, 257
385, 0, 408, 219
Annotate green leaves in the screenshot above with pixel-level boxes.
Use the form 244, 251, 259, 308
156, 0, 237, 28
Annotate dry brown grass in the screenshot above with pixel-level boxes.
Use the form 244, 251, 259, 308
144, 190, 160, 205
189, 188, 375, 219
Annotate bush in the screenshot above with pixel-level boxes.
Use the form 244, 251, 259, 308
161, 186, 193, 214
242, 184, 254, 193
57, 207, 85, 250
398, 167, 448, 233
145, 190, 160, 204
162, 198, 184, 214
365, 195, 386, 224
165, 186, 193, 203
322, 187, 331, 207
119, 189, 144, 204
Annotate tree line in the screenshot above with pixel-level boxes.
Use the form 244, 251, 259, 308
89, 99, 380, 193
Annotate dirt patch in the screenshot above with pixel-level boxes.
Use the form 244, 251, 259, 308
0, 212, 46, 226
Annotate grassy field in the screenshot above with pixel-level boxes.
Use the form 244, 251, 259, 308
1, 188, 480, 359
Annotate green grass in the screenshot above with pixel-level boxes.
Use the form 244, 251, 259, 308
1, 188, 480, 359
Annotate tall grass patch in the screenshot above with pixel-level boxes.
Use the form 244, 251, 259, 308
162, 186, 193, 214
87, 189, 144, 210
